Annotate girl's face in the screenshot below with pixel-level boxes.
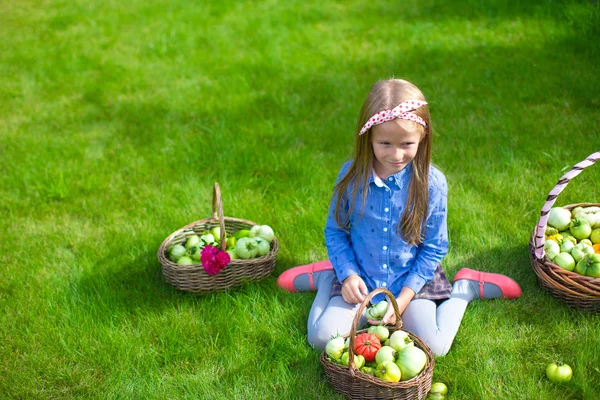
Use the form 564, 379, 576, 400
371, 120, 422, 179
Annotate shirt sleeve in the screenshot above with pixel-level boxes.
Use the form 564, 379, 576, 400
324, 163, 361, 283
403, 171, 449, 294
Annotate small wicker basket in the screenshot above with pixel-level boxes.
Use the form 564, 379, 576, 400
320, 288, 434, 400
157, 182, 278, 293
529, 152, 600, 312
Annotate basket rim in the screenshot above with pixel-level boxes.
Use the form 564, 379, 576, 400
531, 255, 600, 298
157, 216, 279, 269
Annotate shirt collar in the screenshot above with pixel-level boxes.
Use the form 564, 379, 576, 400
369, 161, 413, 187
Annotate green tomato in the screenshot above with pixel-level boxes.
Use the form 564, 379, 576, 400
355, 354, 365, 369
235, 237, 259, 259
325, 336, 346, 360
249, 225, 261, 238
366, 300, 388, 320
562, 235, 578, 245
580, 238, 593, 247
185, 235, 201, 249
396, 345, 427, 381
591, 228, 600, 244
232, 229, 251, 239
226, 236, 237, 249
254, 237, 271, 256
553, 252, 575, 271
176, 256, 194, 265
575, 254, 600, 277
375, 346, 397, 365
430, 382, 448, 395
570, 218, 592, 241
426, 393, 444, 400
341, 351, 365, 369
546, 362, 573, 382
368, 324, 390, 341
200, 233, 216, 246
226, 249, 238, 260
250, 224, 275, 242
375, 360, 401, 383
572, 243, 595, 263
168, 244, 186, 262
210, 227, 222, 243
544, 240, 560, 261
559, 239, 575, 254
548, 207, 571, 231
389, 330, 414, 353
189, 246, 201, 261
359, 366, 376, 376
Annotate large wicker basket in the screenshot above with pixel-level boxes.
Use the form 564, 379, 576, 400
320, 288, 434, 400
157, 182, 279, 293
529, 152, 600, 312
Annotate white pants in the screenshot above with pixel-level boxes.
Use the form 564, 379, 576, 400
307, 271, 468, 357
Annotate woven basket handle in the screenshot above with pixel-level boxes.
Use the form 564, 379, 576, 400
346, 288, 402, 376
211, 182, 227, 250
534, 152, 600, 259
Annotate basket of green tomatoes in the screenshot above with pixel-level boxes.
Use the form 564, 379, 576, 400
157, 182, 279, 293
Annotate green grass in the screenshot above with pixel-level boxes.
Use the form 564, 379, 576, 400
1, 0, 600, 398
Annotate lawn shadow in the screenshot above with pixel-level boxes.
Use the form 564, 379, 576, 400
450, 242, 599, 324
74, 246, 298, 316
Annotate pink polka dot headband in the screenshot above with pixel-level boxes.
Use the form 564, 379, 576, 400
359, 100, 428, 135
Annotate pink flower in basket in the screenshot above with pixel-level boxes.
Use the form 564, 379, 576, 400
200, 244, 231, 275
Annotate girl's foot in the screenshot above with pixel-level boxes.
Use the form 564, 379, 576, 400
276, 260, 334, 292
451, 268, 522, 301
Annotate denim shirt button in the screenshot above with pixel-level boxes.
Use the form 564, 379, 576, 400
383, 246, 388, 251
384, 207, 389, 212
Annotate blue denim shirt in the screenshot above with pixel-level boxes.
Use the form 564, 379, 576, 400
324, 161, 449, 302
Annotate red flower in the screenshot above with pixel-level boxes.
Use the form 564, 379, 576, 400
201, 244, 231, 275
215, 251, 230, 268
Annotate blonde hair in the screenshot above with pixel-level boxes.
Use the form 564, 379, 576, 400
332, 79, 433, 245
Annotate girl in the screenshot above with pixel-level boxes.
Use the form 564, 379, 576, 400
277, 78, 521, 357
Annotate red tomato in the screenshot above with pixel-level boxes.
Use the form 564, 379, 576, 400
354, 333, 382, 363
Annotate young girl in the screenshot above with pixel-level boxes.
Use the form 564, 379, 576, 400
277, 78, 521, 356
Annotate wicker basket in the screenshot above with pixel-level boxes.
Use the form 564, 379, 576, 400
320, 288, 434, 400
157, 182, 279, 293
529, 152, 600, 312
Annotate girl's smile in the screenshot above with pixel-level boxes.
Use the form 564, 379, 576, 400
371, 120, 422, 179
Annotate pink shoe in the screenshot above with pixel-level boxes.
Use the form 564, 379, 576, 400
276, 260, 333, 292
454, 268, 522, 299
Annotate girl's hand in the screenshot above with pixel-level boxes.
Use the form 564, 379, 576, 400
341, 274, 369, 304
380, 302, 397, 325
368, 287, 415, 325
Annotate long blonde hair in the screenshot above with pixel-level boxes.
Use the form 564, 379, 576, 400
332, 79, 433, 245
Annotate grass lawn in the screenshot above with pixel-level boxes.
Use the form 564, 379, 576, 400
1, 0, 599, 398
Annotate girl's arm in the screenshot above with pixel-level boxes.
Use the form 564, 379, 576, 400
324, 162, 362, 285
